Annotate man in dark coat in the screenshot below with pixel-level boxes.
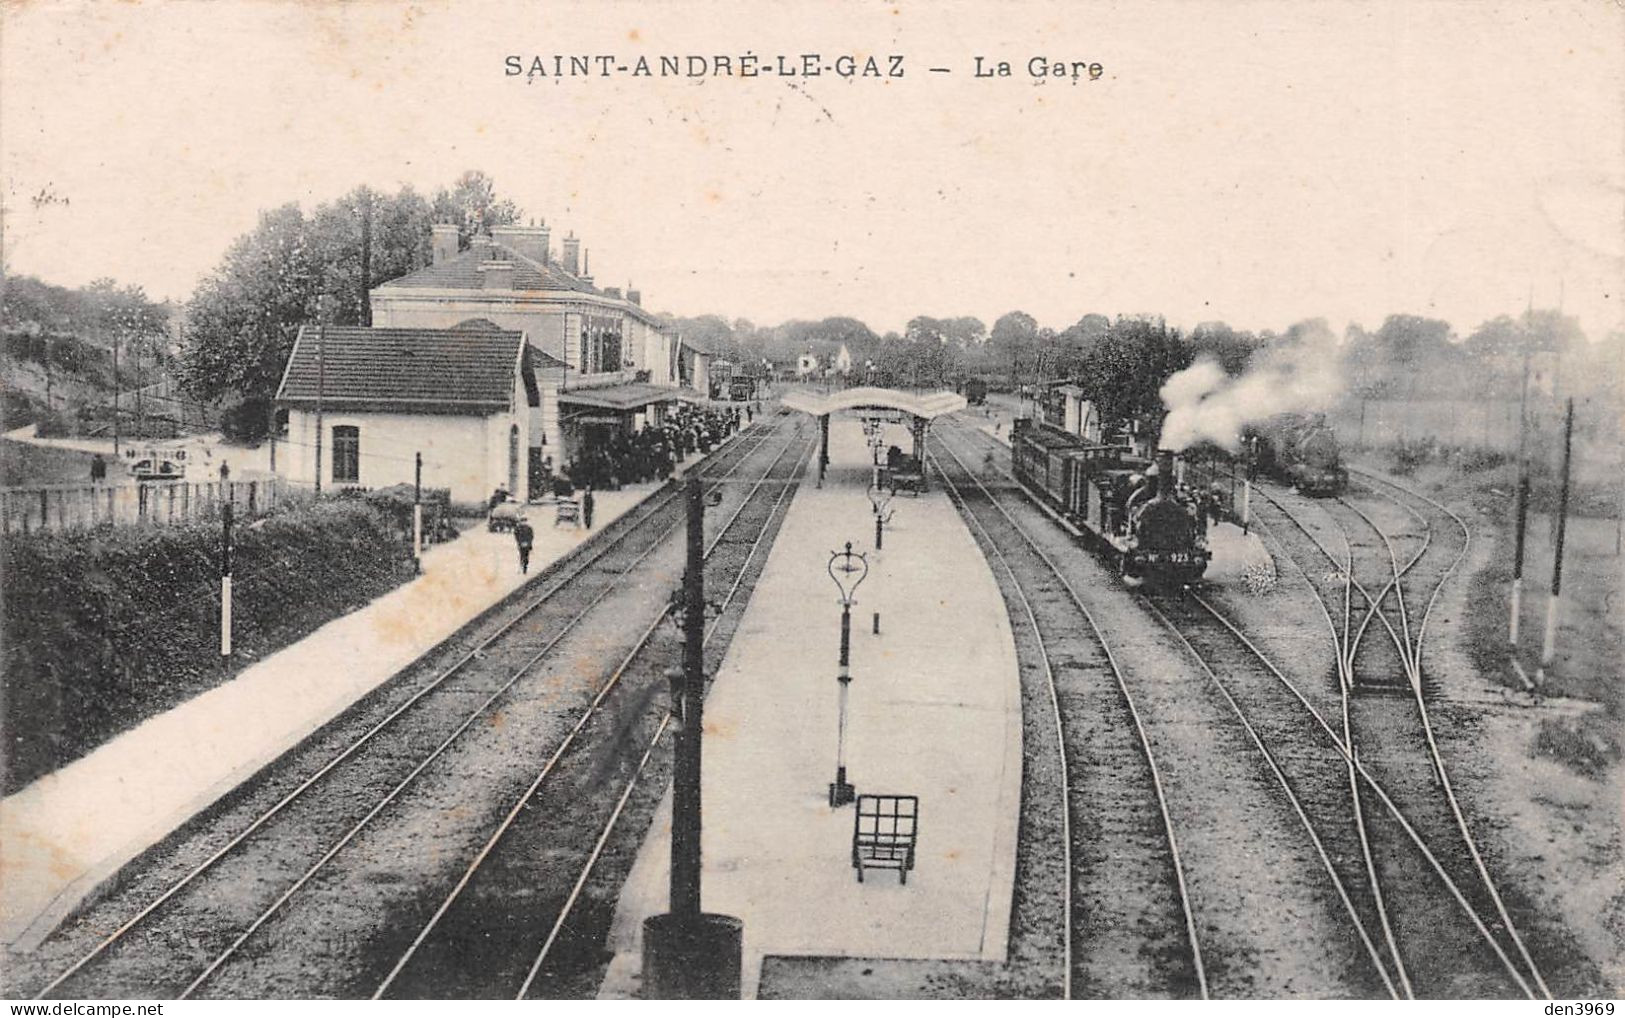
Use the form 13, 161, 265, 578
583, 486, 595, 530
513, 516, 535, 574
90, 454, 107, 482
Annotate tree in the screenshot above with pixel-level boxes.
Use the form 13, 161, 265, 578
430, 170, 522, 247
1464, 315, 1523, 359
180, 203, 318, 411
989, 311, 1038, 388
180, 175, 524, 432
1186, 321, 1260, 377
1077, 316, 1192, 433
1374, 314, 1454, 368
942, 317, 987, 349
1056, 314, 1109, 378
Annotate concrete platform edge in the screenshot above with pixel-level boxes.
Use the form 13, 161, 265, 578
2, 468, 692, 953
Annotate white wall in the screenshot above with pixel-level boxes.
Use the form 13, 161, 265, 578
284, 408, 517, 504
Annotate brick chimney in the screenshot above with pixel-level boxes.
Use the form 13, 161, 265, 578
627, 287, 642, 306
603, 286, 622, 300
478, 260, 515, 290
431, 223, 459, 264
562, 233, 580, 275
579, 249, 593, 287
490, 222, 549, 264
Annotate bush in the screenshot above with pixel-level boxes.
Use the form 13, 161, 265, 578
221, 395, 271, 443
1, 500, 415, 792
32, 405, 73, 438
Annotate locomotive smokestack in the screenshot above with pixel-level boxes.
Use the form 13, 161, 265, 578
1156, 450, 1175, 499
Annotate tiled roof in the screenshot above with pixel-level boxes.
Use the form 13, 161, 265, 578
376, 240, 600, 295
275, 325, 523, 412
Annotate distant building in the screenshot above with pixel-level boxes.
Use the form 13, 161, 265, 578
367, 222, 707, 467
274, 325, 536, 503
1041, 384, 1101, 442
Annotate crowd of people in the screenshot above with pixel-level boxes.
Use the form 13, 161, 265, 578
540, 402, 755, 495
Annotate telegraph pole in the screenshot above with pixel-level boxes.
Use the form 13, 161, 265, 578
641, 475, 742, 998
1537, 398, 1574, 684
413, 451, 423, 572
220, 462, 233, 659
314, 296, 328, 494
111, 324, 121, 458
1510, 332, 1533, 645
359, 188, 373, 327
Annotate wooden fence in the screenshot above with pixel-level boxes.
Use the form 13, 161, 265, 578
1, 477, 287, 534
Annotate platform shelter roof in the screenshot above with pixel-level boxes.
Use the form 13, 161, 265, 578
780, 387, 967, 420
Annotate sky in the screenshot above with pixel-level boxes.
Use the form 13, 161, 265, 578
2, 0, 1623, 341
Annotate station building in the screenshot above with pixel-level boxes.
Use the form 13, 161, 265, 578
367, 222, 710, 472
275, 325, 537, 504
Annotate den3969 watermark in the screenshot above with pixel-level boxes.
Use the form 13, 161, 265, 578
504, 53, 1105, 82
1542, 1004, 1616, 1016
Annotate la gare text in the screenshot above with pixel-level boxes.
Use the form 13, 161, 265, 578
503, 54, 1105, 82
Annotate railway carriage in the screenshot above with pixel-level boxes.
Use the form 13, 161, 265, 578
1010, 418, 1211, 585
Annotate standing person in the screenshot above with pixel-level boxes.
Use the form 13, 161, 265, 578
583, 485, 596, 530
90, 453, 107, 483
513, 515, 535, 574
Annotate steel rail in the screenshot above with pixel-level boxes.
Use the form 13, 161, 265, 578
1140, 596, 1402, 998
930, 429, 1207, 998
171, 422, 800, 999
1270, 477, 1548, 997
30, 420, 781, 1000
511, 433, 817, 1000
925, 440, 1075, 1000
371, 426, 813, 999
951, 422, 1411, 990
1183, 588, 1537, 998
1347, 468, 1552, 998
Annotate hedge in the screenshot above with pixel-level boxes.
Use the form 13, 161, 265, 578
2, 500, 416, 793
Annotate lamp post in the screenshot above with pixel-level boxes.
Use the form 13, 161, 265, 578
827, 541, 869, 807
867, 426, 885, 467
868, 477, 894, 551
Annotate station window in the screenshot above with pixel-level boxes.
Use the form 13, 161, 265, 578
333, 425, 360, 483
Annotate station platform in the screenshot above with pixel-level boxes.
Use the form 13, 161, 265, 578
0, 465, 691, 951
598, 417, 1022, 999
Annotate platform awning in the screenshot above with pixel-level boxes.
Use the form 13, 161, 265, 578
780, 387, 967, 420
558, 383, 705, 411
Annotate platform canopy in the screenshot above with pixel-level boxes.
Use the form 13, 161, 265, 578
780, 387, 967, 419
559, 382, 706, 410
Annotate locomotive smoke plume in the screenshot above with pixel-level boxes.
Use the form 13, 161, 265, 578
1158, 337, 1343, 452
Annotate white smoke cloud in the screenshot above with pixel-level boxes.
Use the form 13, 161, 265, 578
1159, 338, 1344, 452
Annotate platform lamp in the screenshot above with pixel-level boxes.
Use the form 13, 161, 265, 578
827, 541, 869, 807
868, 478, 895, 551
867, 427, 886, 467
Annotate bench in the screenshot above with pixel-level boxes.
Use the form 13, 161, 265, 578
553, 499, 581, 527
852, 794, 918, 884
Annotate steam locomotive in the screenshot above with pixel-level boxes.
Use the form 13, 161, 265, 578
1249, 412, 1347, 495
1010, 418, 1212, 586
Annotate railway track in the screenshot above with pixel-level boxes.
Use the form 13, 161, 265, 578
1238, 473, 1549, 997
373, 427, 816, 999
928, 426, 1204, 999
23, 414, 804, 999
942, 422, 1424, 997
948, 420, 1543, 997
